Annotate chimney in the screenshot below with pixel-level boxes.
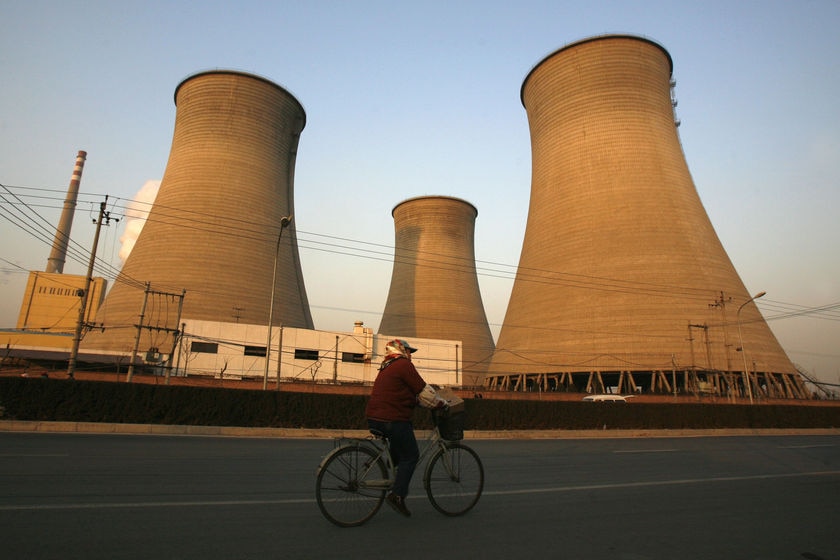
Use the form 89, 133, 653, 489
46, 150, 87, 273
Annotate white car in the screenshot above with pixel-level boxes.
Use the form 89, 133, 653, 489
582, 394, 633, 402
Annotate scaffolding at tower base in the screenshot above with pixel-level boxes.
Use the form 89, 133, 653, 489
483, 368, 812, 400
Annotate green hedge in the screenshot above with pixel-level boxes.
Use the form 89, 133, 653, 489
1, 377, 838, 431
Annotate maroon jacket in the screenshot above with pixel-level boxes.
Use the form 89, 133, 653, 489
365, 357, 427, 422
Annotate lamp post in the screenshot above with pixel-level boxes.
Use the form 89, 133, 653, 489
263, 216, 292, 390
737, 290, 766, 404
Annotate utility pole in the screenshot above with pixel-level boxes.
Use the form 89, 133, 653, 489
126, 282, 151, 383
67, 197, 117, 379
710, 291, 734, 399
264, 215, 292, 390
333, 335, 339, 383
687, 322, 710, 396
164, 289, 187, 385
737, 291, 766, 404
671, 354, 678, 398
275, 326, 284, 390
127, 284, 185, 383
172, 322, 186, 380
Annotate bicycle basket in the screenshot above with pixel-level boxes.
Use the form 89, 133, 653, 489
434, 409, 465, 441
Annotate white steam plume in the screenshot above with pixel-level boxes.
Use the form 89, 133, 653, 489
119, 180, 160, 263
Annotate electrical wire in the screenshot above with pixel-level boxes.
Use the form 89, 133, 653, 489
2, 183, 838, 345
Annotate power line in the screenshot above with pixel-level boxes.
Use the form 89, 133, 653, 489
2, 183, 839, 335
3, 183, 716, 300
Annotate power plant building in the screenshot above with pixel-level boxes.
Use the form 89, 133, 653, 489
486, 35, 807, 399
17, 272, 106, 334
379, 196, 495, 387
176, 319, 461, 387
82, 70, 313, 359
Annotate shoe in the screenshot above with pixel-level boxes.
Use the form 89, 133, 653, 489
385, 492, 411, 517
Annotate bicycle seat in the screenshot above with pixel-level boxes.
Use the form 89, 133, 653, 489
369, 428, 387, 440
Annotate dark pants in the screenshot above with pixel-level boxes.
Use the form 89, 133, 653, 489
367, 419, 419, 498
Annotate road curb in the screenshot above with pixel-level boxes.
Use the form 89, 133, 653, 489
1, 420, 838, 439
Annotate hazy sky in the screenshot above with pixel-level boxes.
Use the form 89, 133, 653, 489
1, 1, 838, 387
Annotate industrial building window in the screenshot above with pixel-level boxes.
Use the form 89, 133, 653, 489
294, 349, 319, 361
244, 345, 267, 357
191, 341, 218, 354
342, 352, 365, 363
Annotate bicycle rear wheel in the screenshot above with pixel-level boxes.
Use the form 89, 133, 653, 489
424, 442, 484, 516
316, 444, 388, 527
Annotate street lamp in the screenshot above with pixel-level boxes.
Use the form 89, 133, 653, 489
263, 216, 292, 390
737, 290, 766, 404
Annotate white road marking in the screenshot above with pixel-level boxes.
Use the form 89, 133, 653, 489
613, 449, 678, 453
485, 470, 840, 496
778, 444, 836, 449
1, 470, 838, 512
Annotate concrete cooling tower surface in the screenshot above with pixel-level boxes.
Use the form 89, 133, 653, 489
83, 70, 312, 354
487, 35, 797, 392
379, 196, 495, 386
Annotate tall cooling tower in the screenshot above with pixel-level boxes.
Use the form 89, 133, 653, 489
487, 35, 800, 397
379, 196, 495, 386
83, 70, 312, 354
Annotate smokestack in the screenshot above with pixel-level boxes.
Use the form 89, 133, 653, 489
46, 150, 86, 273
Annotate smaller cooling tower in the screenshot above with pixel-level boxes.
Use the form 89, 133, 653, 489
83, 70, 312, 354
379, 196, 495, 386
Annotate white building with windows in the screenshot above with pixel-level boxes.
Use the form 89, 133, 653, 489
175, 319, 463, 387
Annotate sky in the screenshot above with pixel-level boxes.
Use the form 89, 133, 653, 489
1, 0, 838, 388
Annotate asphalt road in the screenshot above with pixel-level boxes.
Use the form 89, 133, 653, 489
0, 432, 837, 559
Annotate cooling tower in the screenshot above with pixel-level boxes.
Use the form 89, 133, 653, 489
487, 35, 801, 398
379, 196, 495, 386
83, 70, 312, 354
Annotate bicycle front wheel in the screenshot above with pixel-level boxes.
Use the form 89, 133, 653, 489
316, 444, 388, 527
424, 442, 484, 516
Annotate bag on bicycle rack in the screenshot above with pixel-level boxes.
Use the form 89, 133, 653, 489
436, 386, 465, 414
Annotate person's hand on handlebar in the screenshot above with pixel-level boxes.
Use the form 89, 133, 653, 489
434, 399, 449, 410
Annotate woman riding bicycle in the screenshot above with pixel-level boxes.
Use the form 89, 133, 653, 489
365, 339, 446, 518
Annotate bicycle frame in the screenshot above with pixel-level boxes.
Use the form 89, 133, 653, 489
337, 425, 450, 492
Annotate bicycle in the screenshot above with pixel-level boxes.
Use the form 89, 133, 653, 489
315, 409, 484, 527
